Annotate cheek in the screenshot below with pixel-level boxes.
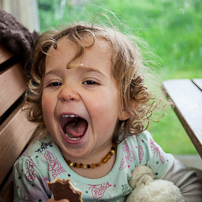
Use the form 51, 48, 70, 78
41, 94, 59, 137
41, 94, 55, 123
91, 100, 119, 137
90, 91, 120, 123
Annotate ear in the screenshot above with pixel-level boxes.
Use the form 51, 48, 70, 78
118, 110, 131, 121
118, 102, 138, 121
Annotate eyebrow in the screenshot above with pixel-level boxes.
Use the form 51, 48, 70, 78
44, 69, 62, 78
79, 66, 107, 78
44, 65, 107, 79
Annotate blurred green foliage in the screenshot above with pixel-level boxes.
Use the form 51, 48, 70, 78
38, 0, 202, 154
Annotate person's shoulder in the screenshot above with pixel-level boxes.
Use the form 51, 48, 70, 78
123, 131, 155, 152
137, 130, 154, 143
121, 131, 151, 150
18, 135, 55, 161
125, 130, 152, 143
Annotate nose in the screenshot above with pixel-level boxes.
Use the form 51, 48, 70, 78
58, 85, 80, 102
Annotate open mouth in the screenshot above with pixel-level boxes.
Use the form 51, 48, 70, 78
59, 114, 88, 141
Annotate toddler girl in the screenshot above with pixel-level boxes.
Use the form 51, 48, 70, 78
13, 22, 202, 202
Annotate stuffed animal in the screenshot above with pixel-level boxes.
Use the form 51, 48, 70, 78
126, 166, 185, 202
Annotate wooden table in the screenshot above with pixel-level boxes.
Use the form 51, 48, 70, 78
162, 78, 202, 158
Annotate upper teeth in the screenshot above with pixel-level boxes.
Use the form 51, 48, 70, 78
62, 115, 78, 118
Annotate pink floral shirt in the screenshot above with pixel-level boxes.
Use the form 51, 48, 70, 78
13, 131, 173, 202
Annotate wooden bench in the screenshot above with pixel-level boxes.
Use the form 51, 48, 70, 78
0, 44, 37, 202
162, 79, 202, 158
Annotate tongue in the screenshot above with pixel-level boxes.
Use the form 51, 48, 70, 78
65, 120, 87, 138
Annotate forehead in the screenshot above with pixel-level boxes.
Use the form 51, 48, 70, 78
45, 36, 112, 68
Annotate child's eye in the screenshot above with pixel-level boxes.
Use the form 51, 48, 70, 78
83, 80, 99, 85
48, 82, 62, 87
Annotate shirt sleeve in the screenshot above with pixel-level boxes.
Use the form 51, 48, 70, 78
13, 155, 51, 202
161, 157, 202, 202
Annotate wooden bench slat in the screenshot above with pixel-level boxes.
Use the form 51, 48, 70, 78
0, 44, 13, 64
0, 63, 27, 117
193, 78, 202, 91
0, 43, 36, 202
162, 79, 202, 157
0, 55, 20, 73
0, 103, 36, 185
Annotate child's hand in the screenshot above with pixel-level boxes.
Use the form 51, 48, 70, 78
46, 199, 69, 202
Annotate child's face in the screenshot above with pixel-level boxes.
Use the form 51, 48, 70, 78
42, 37, 127, 160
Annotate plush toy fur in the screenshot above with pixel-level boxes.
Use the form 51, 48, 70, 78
126, 166, 185, 202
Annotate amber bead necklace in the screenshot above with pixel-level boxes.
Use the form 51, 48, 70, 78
65, 144, 116, 169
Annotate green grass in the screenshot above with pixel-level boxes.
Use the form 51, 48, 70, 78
150, 110, 197, 154
37, 0, 202, 154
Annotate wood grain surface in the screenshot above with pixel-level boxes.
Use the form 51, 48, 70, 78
0, 64, 27, 116
0, 103, 36, 184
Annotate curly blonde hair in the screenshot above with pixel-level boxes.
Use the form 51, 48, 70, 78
26, 22, 166, 144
